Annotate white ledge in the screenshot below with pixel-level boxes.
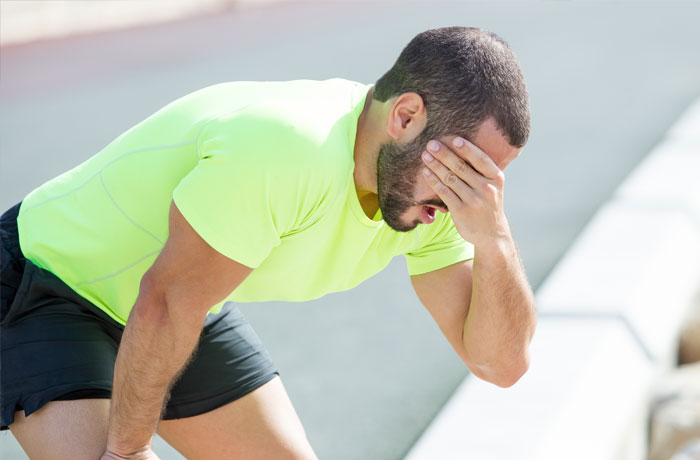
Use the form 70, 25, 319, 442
405, 319, 652, 460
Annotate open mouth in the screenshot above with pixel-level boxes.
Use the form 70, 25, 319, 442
421, 205, 436, 224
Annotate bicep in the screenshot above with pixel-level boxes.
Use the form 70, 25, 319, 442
141, 201, 253, 312
410, 259, 474, 364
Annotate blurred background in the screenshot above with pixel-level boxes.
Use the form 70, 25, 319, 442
1, 1, 699, 459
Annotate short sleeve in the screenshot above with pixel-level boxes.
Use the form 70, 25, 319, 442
404, 213, 474, 276
172, 113, 298, 268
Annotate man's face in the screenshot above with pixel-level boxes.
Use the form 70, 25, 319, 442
377, 118, 521, 232
376, 135, 438, 232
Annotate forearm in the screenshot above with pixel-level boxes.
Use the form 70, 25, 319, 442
463, 234, 536, 387
107, 292, 206, 453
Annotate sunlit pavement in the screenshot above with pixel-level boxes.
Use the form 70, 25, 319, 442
1, 2, 700, 459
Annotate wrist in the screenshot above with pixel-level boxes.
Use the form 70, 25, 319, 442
105, 440, 153, 459
472, 230, 515, 256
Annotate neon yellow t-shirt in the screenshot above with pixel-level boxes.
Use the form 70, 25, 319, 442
17, 79, 474, 325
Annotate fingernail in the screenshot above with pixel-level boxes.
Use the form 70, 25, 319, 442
453, 137, 465, 147
428, 141, 440, 152
422, 151, 434, 162
423, 167, 432, 176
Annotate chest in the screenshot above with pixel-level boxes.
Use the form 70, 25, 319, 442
230, 191, 420, 302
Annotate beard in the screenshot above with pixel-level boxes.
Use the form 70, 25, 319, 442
376, 130, 433, 232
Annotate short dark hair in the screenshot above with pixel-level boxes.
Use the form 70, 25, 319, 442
374, 26, 530, 148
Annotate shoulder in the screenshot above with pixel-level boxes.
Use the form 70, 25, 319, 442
197, 79, 365, 178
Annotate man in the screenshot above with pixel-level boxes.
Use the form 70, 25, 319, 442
0, 26, 536, 459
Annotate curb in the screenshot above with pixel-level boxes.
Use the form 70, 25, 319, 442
404, 96, 700, 460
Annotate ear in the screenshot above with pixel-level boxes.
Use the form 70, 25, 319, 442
386, 92, 427, 142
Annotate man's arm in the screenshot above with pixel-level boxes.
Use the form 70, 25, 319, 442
411, 245, 535, 388
414, 135, 536, 388
102, 201, 253, 458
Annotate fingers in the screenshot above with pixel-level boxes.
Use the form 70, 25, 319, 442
424, 141, 484, 189
429, 137, 503, 183
422, 165, 464, 210
422, 149, 473, 194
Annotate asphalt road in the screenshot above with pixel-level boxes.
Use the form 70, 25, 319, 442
1, 1, 699, 459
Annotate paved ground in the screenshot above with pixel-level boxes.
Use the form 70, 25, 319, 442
1, 2, 700, 459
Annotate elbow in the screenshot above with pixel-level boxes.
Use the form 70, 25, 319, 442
131, 272, 169, 325
467, 352, 531, 388
494, 354, 530, 388
133, 271, 210, 328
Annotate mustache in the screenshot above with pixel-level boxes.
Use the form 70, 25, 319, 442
411, 198, 448, 210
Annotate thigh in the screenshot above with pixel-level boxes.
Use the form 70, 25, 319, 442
159, 304, 316, 459
162, 303, 279, 420
0, 263, 120, 429
10, 399, 110, 460
158, 375, 318, 460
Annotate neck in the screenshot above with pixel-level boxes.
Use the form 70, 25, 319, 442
353, 85, 387, 199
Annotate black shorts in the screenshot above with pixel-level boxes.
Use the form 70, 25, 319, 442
0, 202, 279, 429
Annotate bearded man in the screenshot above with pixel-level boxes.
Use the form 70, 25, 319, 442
0, 26, 536, 459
